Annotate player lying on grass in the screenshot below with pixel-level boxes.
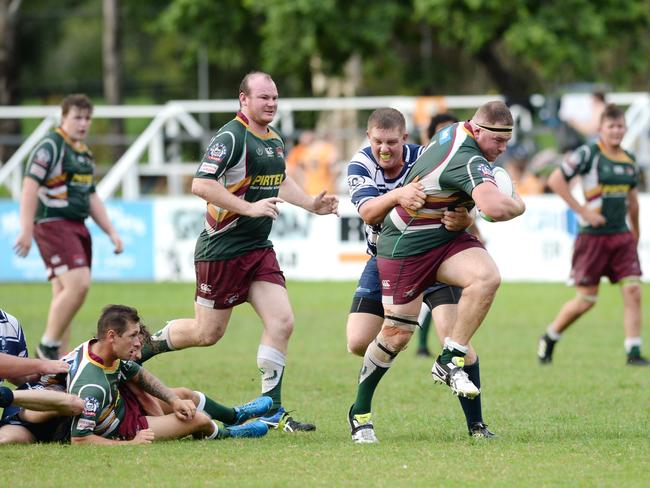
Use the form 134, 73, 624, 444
0, 305, 271, 444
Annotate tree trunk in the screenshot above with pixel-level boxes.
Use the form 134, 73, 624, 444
0, 0, 21, 164
475, 42, 534, 108
102, 0, 125, 163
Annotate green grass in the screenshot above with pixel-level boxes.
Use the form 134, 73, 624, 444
1, 281, 649, 487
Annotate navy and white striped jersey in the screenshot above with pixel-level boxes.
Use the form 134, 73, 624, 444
346, 144, 425, 255
1, 309, 28, 383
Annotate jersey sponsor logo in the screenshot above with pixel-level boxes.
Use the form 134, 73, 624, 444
33, 148, 51, 166
206, 142, 228, 162
51, 255, 62, 265
403, 286, 418, 298
77, 418, 96, 431
199, 162, 218, 174
601, 184, 630, 194
224, 293, 239, 305
83, 397, 100, 416
264, 147, 274, 157
29, 165, 47, 179
382, 279, 390, 289
251, 173, 284, 187
71, 173, 93, 185
438, 127, 452, 144
199, 283, 212, 294
275, 147, 284, 158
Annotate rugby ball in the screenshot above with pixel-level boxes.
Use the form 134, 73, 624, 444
478, 166, 514, 222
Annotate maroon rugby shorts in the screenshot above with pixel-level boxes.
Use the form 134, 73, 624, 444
33, 219, 92, 280
117, 384, 150, 440
570, 232, 641, 286
377, 233, 483, 305
195, 247, 286, 309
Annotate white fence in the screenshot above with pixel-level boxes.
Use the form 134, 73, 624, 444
1, 92, 649, 200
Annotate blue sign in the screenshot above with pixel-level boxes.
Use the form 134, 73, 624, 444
0, 200, 154, 281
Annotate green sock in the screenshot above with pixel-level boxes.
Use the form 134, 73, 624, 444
351, 365, 389, 416
138, 339, 172, 363
418, 312, 432, 349
440, 346, 465, 364
202, 394, 236, 424
263, 371, 284, 415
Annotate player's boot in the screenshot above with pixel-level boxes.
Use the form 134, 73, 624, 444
259, 407, 316, 432
626, 354, 650, 366
229, 396, 273, 426
469, 422, 496, 439
431, 356, 480, 398
35, 343, 60, 360
537, 334, 556, 364
224, 420, 269, 438
348, 405, 378, 444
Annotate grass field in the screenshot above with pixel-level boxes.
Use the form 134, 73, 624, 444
1, 281, 649, 487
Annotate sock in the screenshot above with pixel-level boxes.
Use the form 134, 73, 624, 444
351, 341, 395, 416
195, 391, 236, 424
417, 305, 432, 350
625, 337, 642, 356
139, 322, 176, 363
40, 336, 62, 348
257, 345, 285, 414
546, 325, 562, 341
458, 359, 483, 428
439, 338, 468, 364
207, 420, 226, 440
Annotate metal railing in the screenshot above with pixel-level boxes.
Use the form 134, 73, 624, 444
1, 93, 648, 200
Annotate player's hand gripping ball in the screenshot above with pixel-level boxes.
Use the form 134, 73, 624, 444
478, 166, 514, 222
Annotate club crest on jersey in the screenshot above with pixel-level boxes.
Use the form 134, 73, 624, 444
275, 147, 284, 158
477, 163, 494, 179
83, 397, 100, 416
207, 143, 228, 162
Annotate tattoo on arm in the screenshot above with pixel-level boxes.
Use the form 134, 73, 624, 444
134, 369, 177, 404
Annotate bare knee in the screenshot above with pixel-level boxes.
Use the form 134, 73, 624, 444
266, 313, 294, 344
347, 337, 370, 356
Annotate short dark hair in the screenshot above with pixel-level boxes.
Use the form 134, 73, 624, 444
473, 101, 513, 126
61, 94, 93, 116
97, 305, 140, 339
367, 108, 405, 132
239, 71, 274, 97
427, 113, 459, 139
600, 103, 625, 124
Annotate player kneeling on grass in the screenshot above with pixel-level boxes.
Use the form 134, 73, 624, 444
67, 304, 271, 445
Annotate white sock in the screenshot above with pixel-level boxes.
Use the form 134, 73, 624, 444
194, 391, 207, 415
257, 345, 285, 394
624, 337, 641, 354
444, 337, 468, 354
546, 325, 562, 341
40, 336, 62, 348
207, 420, 220, 440
152, 321, 176, 350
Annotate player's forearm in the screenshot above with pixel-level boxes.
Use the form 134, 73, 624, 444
134, 368, 179, 405
71, 434, 129, 445
88, 194, 117, 236
278, 175, 314, 211
191, 177, 253, 215
0, 354, 46, 380
358, 193, 398, 225
12, 389, 84, 415
19, 178, 39, 231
